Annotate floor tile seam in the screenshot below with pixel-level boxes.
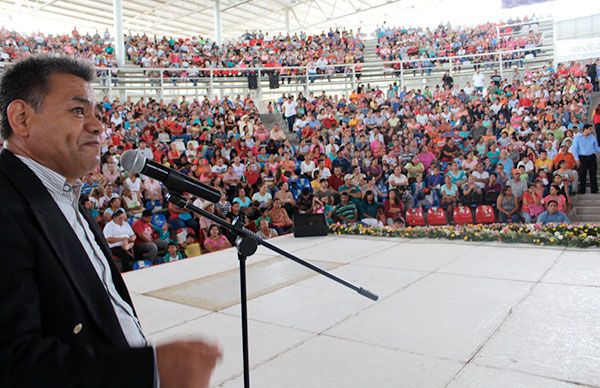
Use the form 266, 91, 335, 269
292, 242, 408, 266
216, 309, 320, 336
313, 270, 435, 335
434, 246, 565, 283
145, 311, 218, 337
434, 271, 540, 285
445, 249, 564, 387
442, 279, 539, 388
539, 280, 600, 289
215, 331, 324, 387
430, 244, 478, 273
538, 248, 571, 285
340, 241, 410, 263
320, 332, 465, 365
337, 261, 430, 275
470, 362, 600, 388
444, 250, 566, 387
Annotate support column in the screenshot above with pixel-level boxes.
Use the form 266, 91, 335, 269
285, 7, 291, 35
112, 0, 125, 67
214, 0, 223, 46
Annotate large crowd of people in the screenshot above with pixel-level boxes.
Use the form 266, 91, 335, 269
2, 19, 598, 271
67, 56, 597, 271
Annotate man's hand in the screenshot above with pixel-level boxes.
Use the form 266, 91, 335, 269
156, 340, 222, 388
576, 160, 581, 168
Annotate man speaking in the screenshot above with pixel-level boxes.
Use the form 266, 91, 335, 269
0, 56, 220, 387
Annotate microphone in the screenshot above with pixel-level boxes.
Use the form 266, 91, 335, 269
120, 150, 221, 203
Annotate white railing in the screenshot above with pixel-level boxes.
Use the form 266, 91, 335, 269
93, 45, 553, 99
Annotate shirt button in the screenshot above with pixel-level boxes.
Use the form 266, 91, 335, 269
73, 323, 83, 334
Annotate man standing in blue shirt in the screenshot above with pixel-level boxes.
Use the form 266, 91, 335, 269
570, 124, 600, 194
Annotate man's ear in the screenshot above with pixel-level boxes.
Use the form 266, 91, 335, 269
6, 100, 34, 138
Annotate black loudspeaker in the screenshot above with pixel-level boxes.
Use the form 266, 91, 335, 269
269, 73, 279, 89
247, 74, 258, 90
293, 213, 328, 237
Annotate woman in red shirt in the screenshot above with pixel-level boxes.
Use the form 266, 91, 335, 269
383, 189, 404, 226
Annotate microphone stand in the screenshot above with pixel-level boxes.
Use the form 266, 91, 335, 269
166, 192, 378, 388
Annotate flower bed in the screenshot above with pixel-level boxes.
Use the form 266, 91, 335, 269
329, 223, 600, 248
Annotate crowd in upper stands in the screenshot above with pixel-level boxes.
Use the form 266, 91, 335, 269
376, 15, 544, 72
0, 27, 364, 78
2, 15, 544, 78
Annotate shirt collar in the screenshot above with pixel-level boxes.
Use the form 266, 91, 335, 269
15, 155, 83, 203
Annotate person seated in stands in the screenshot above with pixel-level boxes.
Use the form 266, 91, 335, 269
121, 186, 143, 218
497, 186, 520, 223
269, 198, 293, 235
256, 219, 278, 240
103, 197, 123, 224
507, 170, 528, 200
461, 175, 483, 207
553, 160, 576, 194
233, 187, 252, 208
159, 242, 185, 264
446, 162, 467, 187
441, 175, 459, 217
542, 184, 568, 213
383, 189, 404, 226
251, 183, 273, 209
359, 191, 384, 227
182, 233, 202, 258
472, 162, 489, 189
521, 184, 544, 223
296, 187, 314, 214
334, 193, 358, 224
103, 209, 137, 272
203, 225, 233, 253
537, 200, 570, 225
132, 209, 169, 264
388, 165, 408, 192
273, 181, 296, 215
550, 173, 571, 210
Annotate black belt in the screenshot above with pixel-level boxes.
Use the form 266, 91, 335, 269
580, 155, 595, 157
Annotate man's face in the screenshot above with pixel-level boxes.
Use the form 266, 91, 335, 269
13, 73, 103, 180
547, 202, 558, 214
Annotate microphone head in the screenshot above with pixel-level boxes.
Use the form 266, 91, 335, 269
120, 150, 145, 174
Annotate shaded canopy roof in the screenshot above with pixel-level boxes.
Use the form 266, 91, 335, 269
0, 0, 468, 38
0, 0, 558, 39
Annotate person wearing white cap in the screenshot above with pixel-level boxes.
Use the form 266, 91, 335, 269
338, 174, 361, 201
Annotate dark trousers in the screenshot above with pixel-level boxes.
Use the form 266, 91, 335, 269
110, 246, 134, 272
285, 115, 296, 132
578, 154, 598, 194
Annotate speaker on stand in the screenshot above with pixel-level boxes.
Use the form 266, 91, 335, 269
247, 73, 258, 90
292, 213, 328, 237
269, 73, 280, 89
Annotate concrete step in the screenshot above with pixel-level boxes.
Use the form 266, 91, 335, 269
574, 207, 600, 215
573, 199, 600, 206
571, 215, 600, 223
574, 193, 600, 200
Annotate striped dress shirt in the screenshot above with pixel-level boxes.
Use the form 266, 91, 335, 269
16, 155, 147, 348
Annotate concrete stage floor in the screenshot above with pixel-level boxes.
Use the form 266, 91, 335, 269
123, 235, 600, 388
